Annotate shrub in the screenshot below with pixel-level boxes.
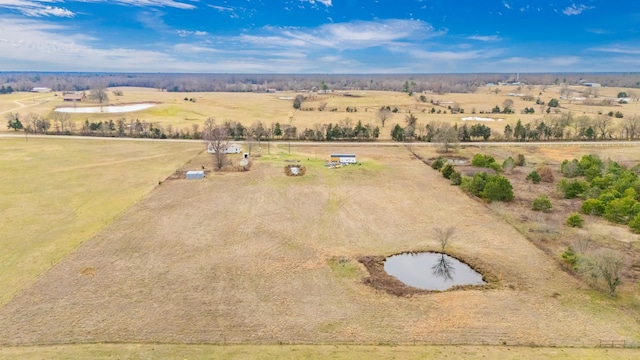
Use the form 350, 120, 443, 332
558, 179, 588, 199
450, 171, 462, 185
581, 199, 605, 216
461, 172, 489, 196
532, 194, 552, 212
471, 154, 502, 172
548, 98, 560, 107
441, 164, 455, 179
561, 246, 579, 270
560, 159, 581, 178
629, 213, 640, 233
431, 157, 445, 170
566, 213, 584, 227
481, 175, 514, 202
537, 166, 554, 183
516, 154, 526, 166
604, 196, 640, 224
502, 157, 515, 173
526, 170, 541, 184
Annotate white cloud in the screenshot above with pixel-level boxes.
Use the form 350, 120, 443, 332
503, 1, 511, 10
466, 35, 500, 42
563, 4, 594, 16
94, 0, 196, 10
0, 0, 75, 17
591, 46, 640, 55
177, 29, 208, 37
248, 19, 439, 51
300, 0, 332, 7
0, 0, 198, 15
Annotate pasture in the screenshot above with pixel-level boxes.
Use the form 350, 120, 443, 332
0, 137, 202, 306
2, 84, 639, 141
0, 141, 638, 357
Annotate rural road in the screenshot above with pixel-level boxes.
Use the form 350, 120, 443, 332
2, 133, 640, 148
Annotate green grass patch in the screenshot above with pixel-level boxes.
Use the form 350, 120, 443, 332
327, 256, 361, 279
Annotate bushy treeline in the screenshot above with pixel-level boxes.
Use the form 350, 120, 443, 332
1, 72, 639, 94
431, 153, 515, 202
5, 111, 380, 142
389, 112, 640, 144
557, 154, 640, 233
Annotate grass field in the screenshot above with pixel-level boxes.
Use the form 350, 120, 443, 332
2, 85, 639, 141
0, 137, 201, 306
0, 143, 638, 352
1, 344, 637, 359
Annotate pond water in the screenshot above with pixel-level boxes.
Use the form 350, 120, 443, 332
54, 103, 156, 114
384, 252, 485, 291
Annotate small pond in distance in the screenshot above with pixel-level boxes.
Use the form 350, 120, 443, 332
384, 252, 485, 291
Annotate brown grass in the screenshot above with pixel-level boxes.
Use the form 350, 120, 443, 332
0, 144, 637, 347
2, 84, 639, 141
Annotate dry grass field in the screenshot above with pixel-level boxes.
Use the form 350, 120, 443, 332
2, 84, 639, 141
0, 143, 638, 355
0, 137, 202, 306
1, 344, 637, 359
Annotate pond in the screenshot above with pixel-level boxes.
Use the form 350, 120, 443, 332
384, 252, 485, 291
54, 103, 157, 114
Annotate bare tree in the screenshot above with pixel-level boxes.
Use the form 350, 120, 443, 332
250, 121, 267, 149
581, 251, 624, 297
202, 118, 230, 170
623, 115, 640, 140
594, 115, 612, 140
428, 121, 459, 153
376, 106, 391, 127
49, 111, 71, 134
89, 84, 109, 103
434, 226, 456, 251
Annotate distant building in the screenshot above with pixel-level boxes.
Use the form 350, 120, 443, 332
31, 87, 51, 93
583, 83, 601, 87
207, 143, 242, 154
330, 154, 357, 164
63, 93, 86, 102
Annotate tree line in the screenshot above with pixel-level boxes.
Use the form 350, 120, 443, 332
2, 72, 639, 94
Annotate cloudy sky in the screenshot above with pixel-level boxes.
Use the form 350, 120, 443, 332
0, 0, 638, 73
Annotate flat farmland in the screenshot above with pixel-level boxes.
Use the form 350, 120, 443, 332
0, 137, 202, 306
2, 85, 639, 141
0, 144, 637, 349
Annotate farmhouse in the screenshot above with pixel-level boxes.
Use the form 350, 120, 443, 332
63, 93, 86, 102
330, 154, 357, 164
207, 143, 242, 154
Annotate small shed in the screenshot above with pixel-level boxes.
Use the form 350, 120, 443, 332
185, 170, 205, 179
330, 154, 357, 164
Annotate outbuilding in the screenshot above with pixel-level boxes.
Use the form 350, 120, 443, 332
207, 143, 242, 154
63, 93, 86, 102
185, 170, 205, 179
330, 154, 357, 164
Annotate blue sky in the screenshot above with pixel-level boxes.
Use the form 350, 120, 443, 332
0, 0, 638, 73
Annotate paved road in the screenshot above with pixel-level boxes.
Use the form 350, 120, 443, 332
2, 133, 640, 148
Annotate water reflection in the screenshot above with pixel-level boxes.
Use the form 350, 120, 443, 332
431, 253, 455, 281
383, 252, 485, 291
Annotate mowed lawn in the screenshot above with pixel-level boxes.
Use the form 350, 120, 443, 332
0, 137, 202, 305
0, 145, 637, 349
